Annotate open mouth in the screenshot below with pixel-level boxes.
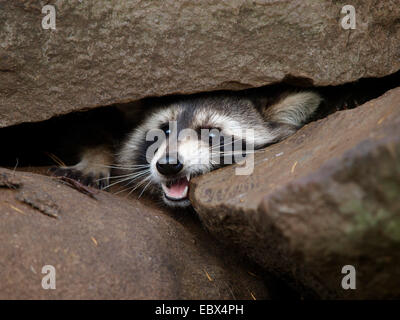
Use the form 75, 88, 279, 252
161, 174, 190, 201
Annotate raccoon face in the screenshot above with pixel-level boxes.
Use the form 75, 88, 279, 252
149, 121, 257, 207
117, 92, 321, 208
117, 97, 273, 207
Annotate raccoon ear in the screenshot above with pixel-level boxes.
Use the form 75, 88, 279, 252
263, 91, 322, 128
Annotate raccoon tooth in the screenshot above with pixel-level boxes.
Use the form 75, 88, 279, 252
182, 185, 189, 197
186, 173, 190, 181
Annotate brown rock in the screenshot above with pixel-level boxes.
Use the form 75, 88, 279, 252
0, 167, 270, 299
190, 87, 400, 299
1, 0, 399, 127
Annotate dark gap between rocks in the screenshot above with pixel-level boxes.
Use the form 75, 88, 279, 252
0, 70, 399, 169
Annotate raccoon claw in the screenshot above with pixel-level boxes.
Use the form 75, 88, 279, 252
49, 167, 108, 189
96, 174, 109, 190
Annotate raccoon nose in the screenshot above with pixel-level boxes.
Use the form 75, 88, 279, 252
156, 156, 183, 176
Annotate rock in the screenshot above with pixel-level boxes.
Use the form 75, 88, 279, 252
190, 87, 400, 299
1, 0, 399, 127
0, 167, 270, 299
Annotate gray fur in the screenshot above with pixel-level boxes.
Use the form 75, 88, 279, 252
116, 90, 322, 207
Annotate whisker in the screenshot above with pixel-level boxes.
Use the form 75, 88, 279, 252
45, 152, 66, 167
113, 175, 151, 197
113, 185, 136, 195
97, 164, 150, 170
101, 170, 150, 190
138, 179, 153, 199
209, 138, 242, 151
95, 170, 150, 182
127, 175, 152, 196
213, 151, 258, 156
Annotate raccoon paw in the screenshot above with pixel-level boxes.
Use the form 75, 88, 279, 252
49, 166, 110, 189
49, 146, 113, 189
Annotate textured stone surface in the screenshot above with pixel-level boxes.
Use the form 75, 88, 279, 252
1, 0, 400, 127
190, 87, 400, 299
0, 167, 270, 300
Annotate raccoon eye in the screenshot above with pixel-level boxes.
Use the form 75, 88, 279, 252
160, 124, 171, 136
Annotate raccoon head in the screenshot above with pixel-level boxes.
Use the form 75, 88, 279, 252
117, 92, 321, 208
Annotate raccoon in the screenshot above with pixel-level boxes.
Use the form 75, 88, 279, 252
51, 90, 322, 208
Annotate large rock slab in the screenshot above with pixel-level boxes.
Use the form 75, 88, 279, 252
1, 0, 400, 127
190, 87, 400, 299
0, 167, 270, 299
